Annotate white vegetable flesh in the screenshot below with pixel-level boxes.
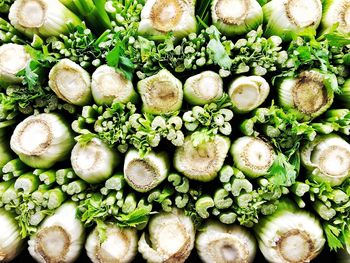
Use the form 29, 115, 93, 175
85, 223, 138, 263
138, 208, 195, 263
138, 0, 197, 39
231, 136, 276, 178
10, 113, 74, 169
49, 59, 92, 106
196, 221, 257, 263
28, 202, 85, 263
0, 44, 30, 84
0, 209, 24, 263
71, 138, 119, 184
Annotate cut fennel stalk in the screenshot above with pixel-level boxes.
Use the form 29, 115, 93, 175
91, 65, 138, 106
277, 70, 335, 120
10, 113, 75, 169
263, 0, 322, 41
85, 222, 138, 263
138, 0, 197, 40
212, 0, 263, 36
28, 202, 85, 263
71, 137, 120, 184
0, 43, 30, 85
228, 75, 270, 114
138, 208, 195, 263
254, 200, 325, 263
196, 221, 257, 263
0, 209, 24, 262
9, 0, 82, 37
321, 0, 350, 34
137, 69, 183, 115
49, 59, 92, 106
174, 134, 231, 182
123, 149, 170, 192
231, 136, 276, 178
301, 134, 350, 186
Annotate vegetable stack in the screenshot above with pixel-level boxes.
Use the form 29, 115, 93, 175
0, 0, 350, 262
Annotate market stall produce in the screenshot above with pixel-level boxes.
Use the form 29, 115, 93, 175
0, 0, 350, 262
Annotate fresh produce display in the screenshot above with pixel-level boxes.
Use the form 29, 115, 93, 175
0, 0, 350, 262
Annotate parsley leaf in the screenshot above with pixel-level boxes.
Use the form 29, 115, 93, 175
267, 152, 298, 187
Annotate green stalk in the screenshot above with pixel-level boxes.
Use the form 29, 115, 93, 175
212, 208, 220, 217
2, 158, 26, 174
104, 173, 125, 191
168, 173, 190, 194
328, 190, 349, 204
12, 170, 27, 177
0, 18, 24, 44
68, 0, 112, 33
14, 173, 40, 194
33, 169, 46, 176
313, 200, 336, 220
29, 210, 47, 226
2, 173, 14, 181
100, 187, 110, 196
175, 194, 189, 209
65, 180, 87, 195
38, 170, 56, 186
32, 185, 51, 204
261, 202, 279, 215
219, 212, 237, 224
147, 190, 161, 203
339, 79, 350, 108
44, 188, 66, 210
235, 193, 253, 208
2, 184, 18, 204
231, 178, 253, 197
291, 182, 310, 197
262, 125, 281, 138
311, 123, 334, 134
116, 190, 123, 201
174, 178, 190, 194
56, 168, 76, 185
116, 199, 124, 208
223, 183, 232, 192
196, 196, 215, 219
240, 119, 256, 136
77, 192, 86, 200
82, 105, 100, 119
0, 180, 14, 199
121, 193, 137, 214
103, 191, 117, 206
219, 165, 234, 183
71, 194, 80, 202
161, 199, 172, 212
293, 196, 306, 208
214, 189, 233, 209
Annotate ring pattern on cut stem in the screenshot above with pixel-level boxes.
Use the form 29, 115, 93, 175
215, 0, 249, 25
17, 0, 47, 28
151, 0, 183, 32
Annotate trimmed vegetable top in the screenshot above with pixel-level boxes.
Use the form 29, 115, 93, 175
0, 0, 350, 262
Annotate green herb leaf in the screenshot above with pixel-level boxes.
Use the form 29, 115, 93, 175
267, 152, 297, 187
324, 223, 344, 251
